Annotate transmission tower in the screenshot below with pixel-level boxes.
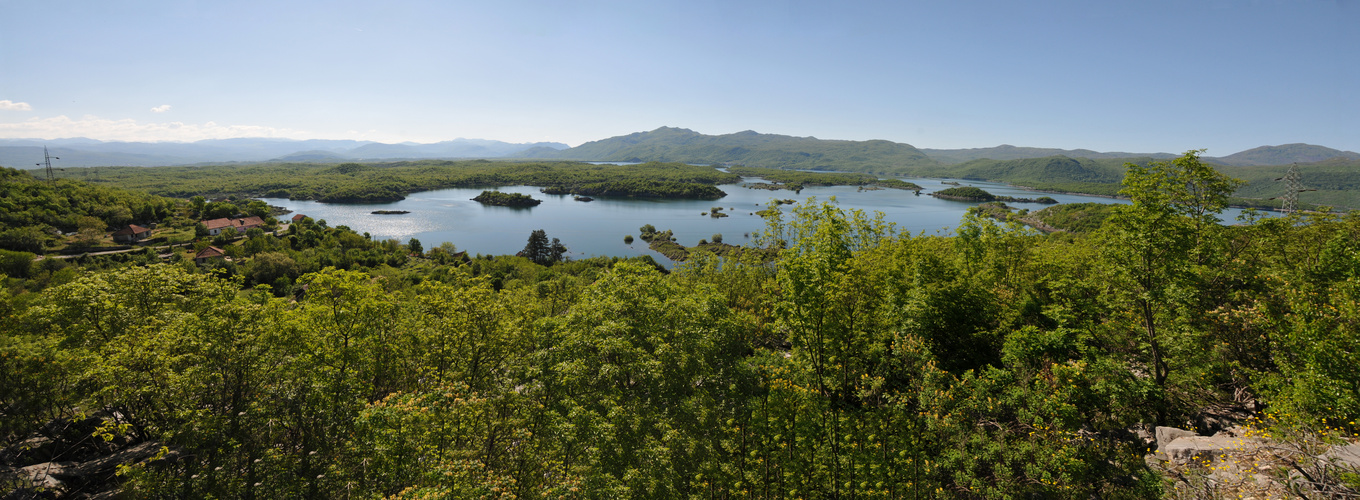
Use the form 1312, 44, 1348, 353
36, 146, 60, 184
1270, 163, 1315, 215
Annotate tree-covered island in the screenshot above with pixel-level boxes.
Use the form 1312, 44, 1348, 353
931, 186, 1058, 204
472, 190, 541, 207
728, 166, 923, 192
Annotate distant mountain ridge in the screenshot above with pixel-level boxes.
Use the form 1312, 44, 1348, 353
0, 137, 569, 168
2, 130, 1355, 173
519, 127, 938, 173
921, 143, 1360, 167
1208, 143, 1360, 167
921, 145, 1179, 164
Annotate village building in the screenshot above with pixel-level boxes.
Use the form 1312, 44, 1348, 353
290, 213, 307, 223
202, 216, 265, 236
111, 224, 152, 243
193, 246, 226, 264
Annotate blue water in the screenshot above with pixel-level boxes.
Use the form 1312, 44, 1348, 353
259, 177, 1266, 266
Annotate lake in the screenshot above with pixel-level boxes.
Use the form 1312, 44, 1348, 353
259, 178, 1266, 267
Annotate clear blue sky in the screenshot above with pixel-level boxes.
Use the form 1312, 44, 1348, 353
1, 0, 1356, 154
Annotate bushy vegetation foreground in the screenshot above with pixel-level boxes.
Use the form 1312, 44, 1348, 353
3, 153, 1359, 498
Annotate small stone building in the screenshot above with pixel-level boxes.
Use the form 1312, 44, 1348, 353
111, 224, 152, 243
194, 246, 226, 264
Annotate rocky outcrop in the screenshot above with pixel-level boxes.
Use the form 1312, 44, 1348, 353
2, 415, 175, 499
1325, 443, 1360, 468
1150, 426, 1360, 498
1162, 434, 1263, 464
1155, 426, 1197, 452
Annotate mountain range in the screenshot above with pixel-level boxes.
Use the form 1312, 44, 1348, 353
518, 128, 1360, 171
0, 137, 569, 168
517, 126, 935, 173
2, 128, 1357, 172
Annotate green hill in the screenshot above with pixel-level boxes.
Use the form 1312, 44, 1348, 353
1223, 158, 1360, 209
0, 167, 175, 252
520, 127, 939, 173
911, 156, 1138, 196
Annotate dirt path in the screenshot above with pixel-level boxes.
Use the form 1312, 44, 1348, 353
35, 242, 195, 260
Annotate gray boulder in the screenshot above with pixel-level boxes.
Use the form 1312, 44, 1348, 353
1163, 434, 1263, 464
18, 461, 72, 491
1155, 426, 1196, 451
1323, 443, 1360, 468
3, 436, 59, 466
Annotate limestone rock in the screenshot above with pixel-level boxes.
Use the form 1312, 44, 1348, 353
66, 441, 162, 480
18, 461, 72, 491
3, 435, 58, 467
1163, 434, 1262, 464
1323, 443, 1360, 468
1155, 426, 1196, 451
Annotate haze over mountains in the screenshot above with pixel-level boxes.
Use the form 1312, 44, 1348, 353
0, 137, 569, 168
2, 127, 1357, 170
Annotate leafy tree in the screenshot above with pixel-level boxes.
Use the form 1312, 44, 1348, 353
0, 226, 52, 253
244, 199, 270, 218
203, 201, 238, 219
1098, 150, 1241, 424
0, 249, 33, 278
74, 215, 107, 248
521, 229, 566, 265
211, 227, 238, 247
245, 251, 299, 287
551, 237, 567, 262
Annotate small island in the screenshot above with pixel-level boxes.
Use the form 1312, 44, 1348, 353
969, 201, 1118, 234
637, 224, 777, 262
370, 210, 410, 215
727, 166, 921, 192
541, 181, 727, 200
931, 187, 1058, 204
473, 191, 542, 207
743, 182, 802, 192
573, 195, 594, 202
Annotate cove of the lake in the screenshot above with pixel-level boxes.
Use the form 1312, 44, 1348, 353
260, 178, 1266, 267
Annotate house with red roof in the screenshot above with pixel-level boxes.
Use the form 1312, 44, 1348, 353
194, 246, 226, 264
111, 224, 152, 243
202, 216, 265, 236
291, 213, 307, 223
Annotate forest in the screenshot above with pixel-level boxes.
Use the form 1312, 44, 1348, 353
2, 152, 1359, 498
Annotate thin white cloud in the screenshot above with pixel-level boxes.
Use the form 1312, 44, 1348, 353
0, 100, 33, 111
0, 115, 311, 142
150, 104, 172, 113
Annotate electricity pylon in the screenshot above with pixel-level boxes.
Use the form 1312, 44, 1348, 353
37, 146, 60, 184
1270, 163, 1315, 215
